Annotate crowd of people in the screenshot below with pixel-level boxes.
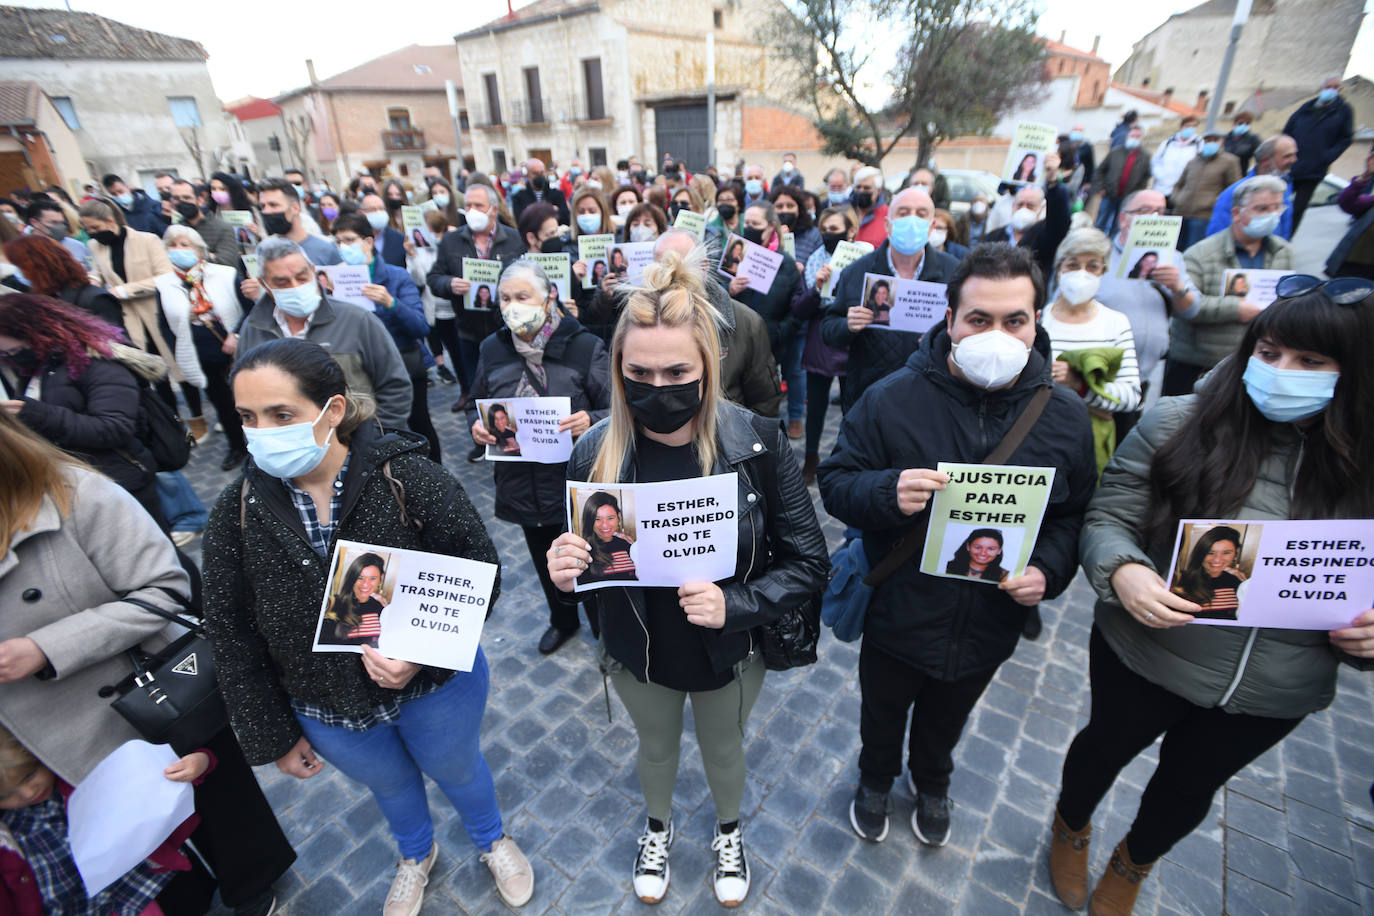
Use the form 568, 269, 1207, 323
0, 73, 1370, 916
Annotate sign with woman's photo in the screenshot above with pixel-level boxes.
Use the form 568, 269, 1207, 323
607, 241, 655, 287
1163, 519, 1374, 630
474, 396, 574, 463
401, 206, 435, 248
462, 257, 502, 310
578, 233, 614, 290
528, 252, 572, 301
313, 540, 498, 671
565, 474, 739, 592
1115, 216, 1181, 279
919, 463, 1057, 584
717, 233, 783, 294
1222, 269, 1295, 310
1001, 123, 1057, 183
861, 273, 947, 334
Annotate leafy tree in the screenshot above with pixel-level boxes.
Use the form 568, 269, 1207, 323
771, 0, 1049, 170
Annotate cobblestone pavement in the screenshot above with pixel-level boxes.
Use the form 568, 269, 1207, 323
180, 380, 1374, 916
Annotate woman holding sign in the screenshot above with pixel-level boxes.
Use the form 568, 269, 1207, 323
1051, 280, 1374, 915
467, 259, 611, 655
203, 339, 535, 912
545, 246, 828, 907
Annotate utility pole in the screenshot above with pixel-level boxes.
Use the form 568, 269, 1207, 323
446, 79, 465, 179
1205, 0, 1252, 134
706, 34, 716, 172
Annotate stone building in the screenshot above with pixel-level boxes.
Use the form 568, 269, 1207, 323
273, 44, 472, 189
0, 80, 87, 195
0, 5, 232, 192
1114, 0, 1364, 119
453, 0, 799, 174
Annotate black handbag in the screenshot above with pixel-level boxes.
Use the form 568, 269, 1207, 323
98, 596, 228, 751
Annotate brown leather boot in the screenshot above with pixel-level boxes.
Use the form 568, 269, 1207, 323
187, 415, 209, 444
1089, 839, 1154, 916
802, 453, 819, 485
1048, 809, 1091, 910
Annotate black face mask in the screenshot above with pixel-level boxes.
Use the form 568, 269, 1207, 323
665, 168, 681, 181
262, 212, 292, 236
778, 211, 798, 228
2, 347, 39, 375
717, 203, 737, 221
741, 226, 765, 246
529, 175, 548, 192
540, 235, 565, 254
385, 197, 404, 210
174, 201, 201, 222
821, 231, 846, 254
623, 377, 702, 434
852, 190, 874, 209
92, 229, 122, 246
669, 201, 686, 218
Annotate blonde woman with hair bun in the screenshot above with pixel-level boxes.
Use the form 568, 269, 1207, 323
545, 247, 828, 907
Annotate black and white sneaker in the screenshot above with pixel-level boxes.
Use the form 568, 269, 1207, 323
849, 783, 891, 842
911, 791, 952, 847
711, 823, 750, 907
632, 818, 673, 903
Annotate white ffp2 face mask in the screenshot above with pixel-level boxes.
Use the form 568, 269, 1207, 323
951, 329, 1032, 390
1057, 270, 1101, 306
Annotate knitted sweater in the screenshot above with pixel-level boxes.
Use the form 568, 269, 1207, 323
202, 423, 501, 765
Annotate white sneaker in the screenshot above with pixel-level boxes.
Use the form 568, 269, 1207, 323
481, 834, 534, 907
383, 842, 437, 916
632, 818, 673, 904
711, 824, 750, 908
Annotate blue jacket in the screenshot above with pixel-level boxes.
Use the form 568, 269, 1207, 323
369, 259, 430, 362
119, 190, 168, 236
1283, 96, 1354, 182
374, 226, 407, 268
1205, 170, 1294, 240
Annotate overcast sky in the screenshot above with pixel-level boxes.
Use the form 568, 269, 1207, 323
10, 0, 1373, 102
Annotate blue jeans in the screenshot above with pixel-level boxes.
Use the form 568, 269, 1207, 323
784, 328, 807, 422
1095, 197, 1121, 236
295, 649, 503, 858
457, 336, 482, 394
156, 471, 208, 532
1180, 217, 1209, 251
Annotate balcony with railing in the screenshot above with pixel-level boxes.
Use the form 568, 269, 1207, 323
509, 97, 549, 125
467, 95, 615, 131
381, 128, 425, 151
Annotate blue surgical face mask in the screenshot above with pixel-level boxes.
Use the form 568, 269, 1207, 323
1317, 88, 1338, 105
1201, 141, 1221, 158
243, 401, 335, 479
432, 193, 450, 209
167, 248, 199, 270
1232, 123, 1250, 135
114, 192, 134, 208
1243, 211, 1281, 238
1124, 138, 1141, 150
365, 211, 389, 231
339, 241, 368, 265
745, 179, 764, 198
828, 189, 850, 205
1178, 126, 1197, 140
1069, 131, 1083, 143
1242, 356, 1339, 422
889, 214, 931, 256
576, 213, 601, 234
273, 278, 321, 317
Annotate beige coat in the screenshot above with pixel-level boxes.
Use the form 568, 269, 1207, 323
87, 228, 183, 383
0, 467, 189, 784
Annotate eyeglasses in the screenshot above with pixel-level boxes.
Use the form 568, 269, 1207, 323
1123, 207, 1165, 216
1274, 274, 1374, 305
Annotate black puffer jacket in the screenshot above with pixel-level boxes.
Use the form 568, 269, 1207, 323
202, 422, 500, 765
565, 402, 829, 681
735, 248, 801, 365
11, 355, 154, 495
820, 241, 960, 411
465, 316, 612, 527
818, 322, 1097, 680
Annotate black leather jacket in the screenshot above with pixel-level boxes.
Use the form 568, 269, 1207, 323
565, 402, 829, 681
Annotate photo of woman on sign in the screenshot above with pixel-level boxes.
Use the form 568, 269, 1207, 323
720, 239, 745, 277
863, 277, 892, 325
577, 490, 636, 583
319, 549, 392, 647
1225, 273, 1250, 297
1127, 251, 1160, 280
945, 528, 1009, 582
1169, 524, 1252, 620
485, 403, 521, 457
1013, 152, 1039, 183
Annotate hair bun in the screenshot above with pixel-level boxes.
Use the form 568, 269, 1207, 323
638, 246, 707, 300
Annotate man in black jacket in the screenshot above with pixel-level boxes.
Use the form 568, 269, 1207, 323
820, 186, 959, 412
1283, 76, 1355, 232
101, 173, 168, 236
510, 158, 570, 224
818, 244, 1095, 848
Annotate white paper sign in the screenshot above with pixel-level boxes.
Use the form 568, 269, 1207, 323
528, 252, 572, 301
313, 539, 497, 670
1162, 519, 1374, 630
822, 240, 874, 298
68, 741, 194, 896
673, 209, 707, 239
567, 474, 739, 591
718, 233, 783, 293
920, 464, 1057, 584
240, 253, 260, 278
1223, 268, 1296, 310
475, 396, 573, 463
323, 264, 372, 309
861, 273, 947, 334
607, 241, 655, 287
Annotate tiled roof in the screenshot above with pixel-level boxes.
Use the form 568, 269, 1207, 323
225, 96, 283, 121
1042, 38, 1103, 62
456, 0, 599, 39
310, 44, 463, 92
1112, 83, 1207, 118
0, 80, 41, 127
0, 6, 205, 62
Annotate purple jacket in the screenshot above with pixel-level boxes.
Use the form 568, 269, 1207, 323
1337, 174, 1373, 219
791, 246, 848, 377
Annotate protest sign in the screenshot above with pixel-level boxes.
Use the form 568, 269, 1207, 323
718, 233, 783, 294
1115, 216, 1182, 279
673, 208, 707, 239
607, 241, 655, 286
861, 273, 946, 334
476, 396, 573, 464
1002, 123, 1058, 183
529, 251, 572, 301
220, 210, 258, 252
419, 198, 438, 213
1223, 268, 1296, 310
566, 473, 738, 592
579, 233, 614, 290
822, 240, 875, 298
323, 264, 372, 310
313, 539, 497, 670
1162, 519, 1374, 630
781, 232, 796, 259
919, 463, 1057, 584
462, 258, 502, 310
401, 205, 435, 248
240, 253, 260, 278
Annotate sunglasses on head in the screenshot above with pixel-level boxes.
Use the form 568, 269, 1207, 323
1274, 274, 1374, 305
